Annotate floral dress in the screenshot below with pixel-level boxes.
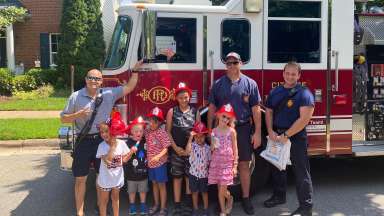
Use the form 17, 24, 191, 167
208, 128, 234, 185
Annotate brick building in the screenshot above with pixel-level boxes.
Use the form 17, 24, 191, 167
0, 0, 62, 73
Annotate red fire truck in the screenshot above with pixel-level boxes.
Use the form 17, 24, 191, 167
59, 0, 384, 193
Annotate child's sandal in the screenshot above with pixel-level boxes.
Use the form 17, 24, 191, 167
157, 208, 168, 216
148, 206, 159, 215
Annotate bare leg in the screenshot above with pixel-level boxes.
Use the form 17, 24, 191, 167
129, 192, 136, 205
111, 188, 120, 216
173, 177, 182, 202
192, 192, 199, 210
202, 192, 209, 210
99, 188, 110, 216
75, 176, 87, 216
185, 176, 191, 195
239, 161, 251, 198
218, 185, 228, 214
158, 183, 167, 209
96, 174, 100, 210
139, 192, 147, 204
152, 182, 160, 207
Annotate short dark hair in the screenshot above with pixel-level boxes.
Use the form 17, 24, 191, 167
283, 61, 301, 73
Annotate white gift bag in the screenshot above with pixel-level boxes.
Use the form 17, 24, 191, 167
260, 137, 291, 171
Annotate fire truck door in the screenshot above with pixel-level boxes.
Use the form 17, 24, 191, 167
328, 0, 354, 154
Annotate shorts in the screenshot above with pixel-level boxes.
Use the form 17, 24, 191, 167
189, 175, 208, 193
170, 153, 190, 177
235, 123, 253, 162
72, 135, 102, 177
127, 179, 148, 193
98, 182, 124, 192
148, 163, 168, 183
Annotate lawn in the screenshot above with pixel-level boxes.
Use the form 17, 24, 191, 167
0, 97, 67, 111
0, 118, 63, 140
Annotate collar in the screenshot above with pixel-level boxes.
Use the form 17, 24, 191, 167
80, 87, 100, 98
225, 73, 244, 84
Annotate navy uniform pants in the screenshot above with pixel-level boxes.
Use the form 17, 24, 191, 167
271, 130, 313, 209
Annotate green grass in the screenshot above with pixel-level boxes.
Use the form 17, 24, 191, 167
0, 97, 67, 111
0, 118, 63, 140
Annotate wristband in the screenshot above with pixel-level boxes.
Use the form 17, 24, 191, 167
283, 131, 290, 138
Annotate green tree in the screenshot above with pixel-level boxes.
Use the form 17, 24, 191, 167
58, 0, 105, 90
0, 6, 27, 28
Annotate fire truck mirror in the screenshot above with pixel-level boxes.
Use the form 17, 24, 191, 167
142, 10, 157, 61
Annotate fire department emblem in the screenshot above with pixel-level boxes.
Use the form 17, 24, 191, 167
137, 86, 175, 105
287, 99, 294, 108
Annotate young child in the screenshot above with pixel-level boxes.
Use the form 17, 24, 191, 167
208, 104, 238, 216
145, 107, 171, 216
124, 116, 148, 215
166, 82, 200, 215
185, 122, 211, 216
96, 112, 130, 216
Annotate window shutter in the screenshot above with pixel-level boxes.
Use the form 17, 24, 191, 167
40, 33, 50, 68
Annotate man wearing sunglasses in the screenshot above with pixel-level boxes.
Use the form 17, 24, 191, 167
207, 52, 261, 215
60, 60, 143, 216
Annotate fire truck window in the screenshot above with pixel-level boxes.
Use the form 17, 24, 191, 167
268, 1, 321, 18
221, 19, 250, 63
104, 16, 132, 69
152, 17, 197, 63
268, 20, 320, 63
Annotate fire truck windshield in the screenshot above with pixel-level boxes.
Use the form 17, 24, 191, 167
104, 16, 133, 69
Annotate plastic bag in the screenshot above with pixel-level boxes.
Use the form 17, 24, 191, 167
260, 137, 291, 171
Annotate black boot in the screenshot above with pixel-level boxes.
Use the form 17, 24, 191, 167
263, 195, 286, 208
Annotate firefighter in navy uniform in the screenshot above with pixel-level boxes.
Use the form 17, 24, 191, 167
263, 61, 315, 216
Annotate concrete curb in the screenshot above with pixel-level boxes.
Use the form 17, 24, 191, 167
0, 139, 60, 150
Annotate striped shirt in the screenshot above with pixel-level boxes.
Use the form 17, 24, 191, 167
145, 128, 171, 168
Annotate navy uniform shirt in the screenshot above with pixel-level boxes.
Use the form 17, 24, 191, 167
208, 74, 261, 123
265, 85, 314, 133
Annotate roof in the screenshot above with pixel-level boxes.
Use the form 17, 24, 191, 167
0, 0, 24, 9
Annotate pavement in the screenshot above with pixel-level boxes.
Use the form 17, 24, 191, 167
0, 111, 61, 151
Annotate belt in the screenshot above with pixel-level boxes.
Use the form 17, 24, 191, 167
82, 133, 100, 139
273, 127, 288, 134
236, 120, 251, 127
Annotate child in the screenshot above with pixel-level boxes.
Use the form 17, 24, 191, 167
166, 82, 200, 215
96, 112, 130, 216
125, 116, 148, 215
208, 104, 238, 216
185, 122, 211, 216
145, 107, 171, 216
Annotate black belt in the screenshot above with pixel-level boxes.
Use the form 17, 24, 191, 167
82, 133, 100, 139
236, 120, 251, 127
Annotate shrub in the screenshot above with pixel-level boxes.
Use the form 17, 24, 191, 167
0, 68, 14, 96
12, 74, 38, 92
26, 68, 59, 87
13, 84, 54, 100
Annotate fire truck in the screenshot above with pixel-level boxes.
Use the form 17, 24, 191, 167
59, 0, 384, 194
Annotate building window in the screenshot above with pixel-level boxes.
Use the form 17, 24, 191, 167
221, 19, 251, 63
267, 0, 322, 63
49, 33, 61, 67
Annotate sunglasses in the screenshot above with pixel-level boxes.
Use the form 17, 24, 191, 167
86, 76, 102, 82
226, 61, 240, 66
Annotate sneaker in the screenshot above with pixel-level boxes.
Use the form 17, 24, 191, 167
241, 198, 255, 215
140, 203, 148, 215
129, 204, 137, 215
201, 209, 210, 216
180, 202, 192, 216
290, 207, 313, 216
157, 208, 168, 216
225, 195, 234, 214
263, 195, 286, 208
191, 209, 199, 216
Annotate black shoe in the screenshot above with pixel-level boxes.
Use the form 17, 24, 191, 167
290, 207, 313, 216
241, 198, 255, 215
263, 195, 286, 208
172, 203, 182, 216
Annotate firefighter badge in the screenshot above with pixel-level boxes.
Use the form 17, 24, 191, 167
287, 99, 294, 108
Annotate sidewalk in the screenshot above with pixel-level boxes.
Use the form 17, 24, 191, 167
0, 111, 61, 119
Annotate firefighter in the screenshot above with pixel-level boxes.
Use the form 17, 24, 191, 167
207, 52, 262, 215
264, 61, 314, 216
60, 60, 143, 216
